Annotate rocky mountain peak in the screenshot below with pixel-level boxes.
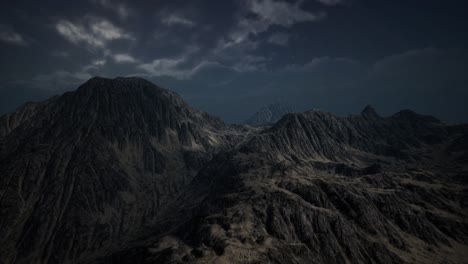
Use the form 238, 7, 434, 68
53, 77, 227, 135
361, 104, 380, 119
245, 101, 294, 126
74, 76, 171, 100
0, 77, 229, 149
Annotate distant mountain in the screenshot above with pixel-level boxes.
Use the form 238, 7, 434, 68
1, 77, 467, 264
245, 102, 294, 126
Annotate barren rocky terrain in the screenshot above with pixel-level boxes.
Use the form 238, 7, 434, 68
1, 77, 467, 264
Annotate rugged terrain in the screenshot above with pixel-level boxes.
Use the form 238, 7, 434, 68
0, 77, 467, 264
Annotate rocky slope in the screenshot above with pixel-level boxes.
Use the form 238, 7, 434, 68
1, 78, 467, 264
245, 102, 294, 126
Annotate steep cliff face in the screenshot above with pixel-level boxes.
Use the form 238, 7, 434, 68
0, 77, 246, 264
1, 78, 467, 264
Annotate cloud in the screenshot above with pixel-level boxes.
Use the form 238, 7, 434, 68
214, 37, 260, 58
56, 17, 133, 48
18, 58, 108, 90
0, 25, 27, 46
162, 14, 196, 28
248, 0, 325, 27
137, 58, 200, 79
24, 70, 93, 90
137, 52, 265, 79
112, 53, 138, 63
148, 0, 324, 80
232, 55, 268, 72
90, 19, 132, 41
216, 0, 324, 56
283, 57, 359, 72
83, 59, 107, 71
234, 0, 325, 39
316, 0, 346, 6
135, 45, 205, 79
267, 33, 289, 46
137, 54, 267, 79
56, 20, 104, 47
139, 58, 183, 74
370, 47, 439, 75
91, 0, 133, 19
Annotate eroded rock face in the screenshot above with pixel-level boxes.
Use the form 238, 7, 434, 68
1, 77, 467, 264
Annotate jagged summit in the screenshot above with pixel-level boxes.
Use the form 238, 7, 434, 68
245, 101, 294, 126
361, 104, 380, 119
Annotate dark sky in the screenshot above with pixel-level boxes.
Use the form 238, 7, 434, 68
1, 0, 467, 123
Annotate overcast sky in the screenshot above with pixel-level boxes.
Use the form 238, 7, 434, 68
0, 0, 467, 123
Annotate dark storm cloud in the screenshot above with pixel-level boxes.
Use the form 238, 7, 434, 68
315, 0, 346, 6
0, 0, 467, 123
267, 33, 289, 46
90, 0, 134, 20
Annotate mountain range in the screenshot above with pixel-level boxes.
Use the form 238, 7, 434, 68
0, 77, 467, 264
